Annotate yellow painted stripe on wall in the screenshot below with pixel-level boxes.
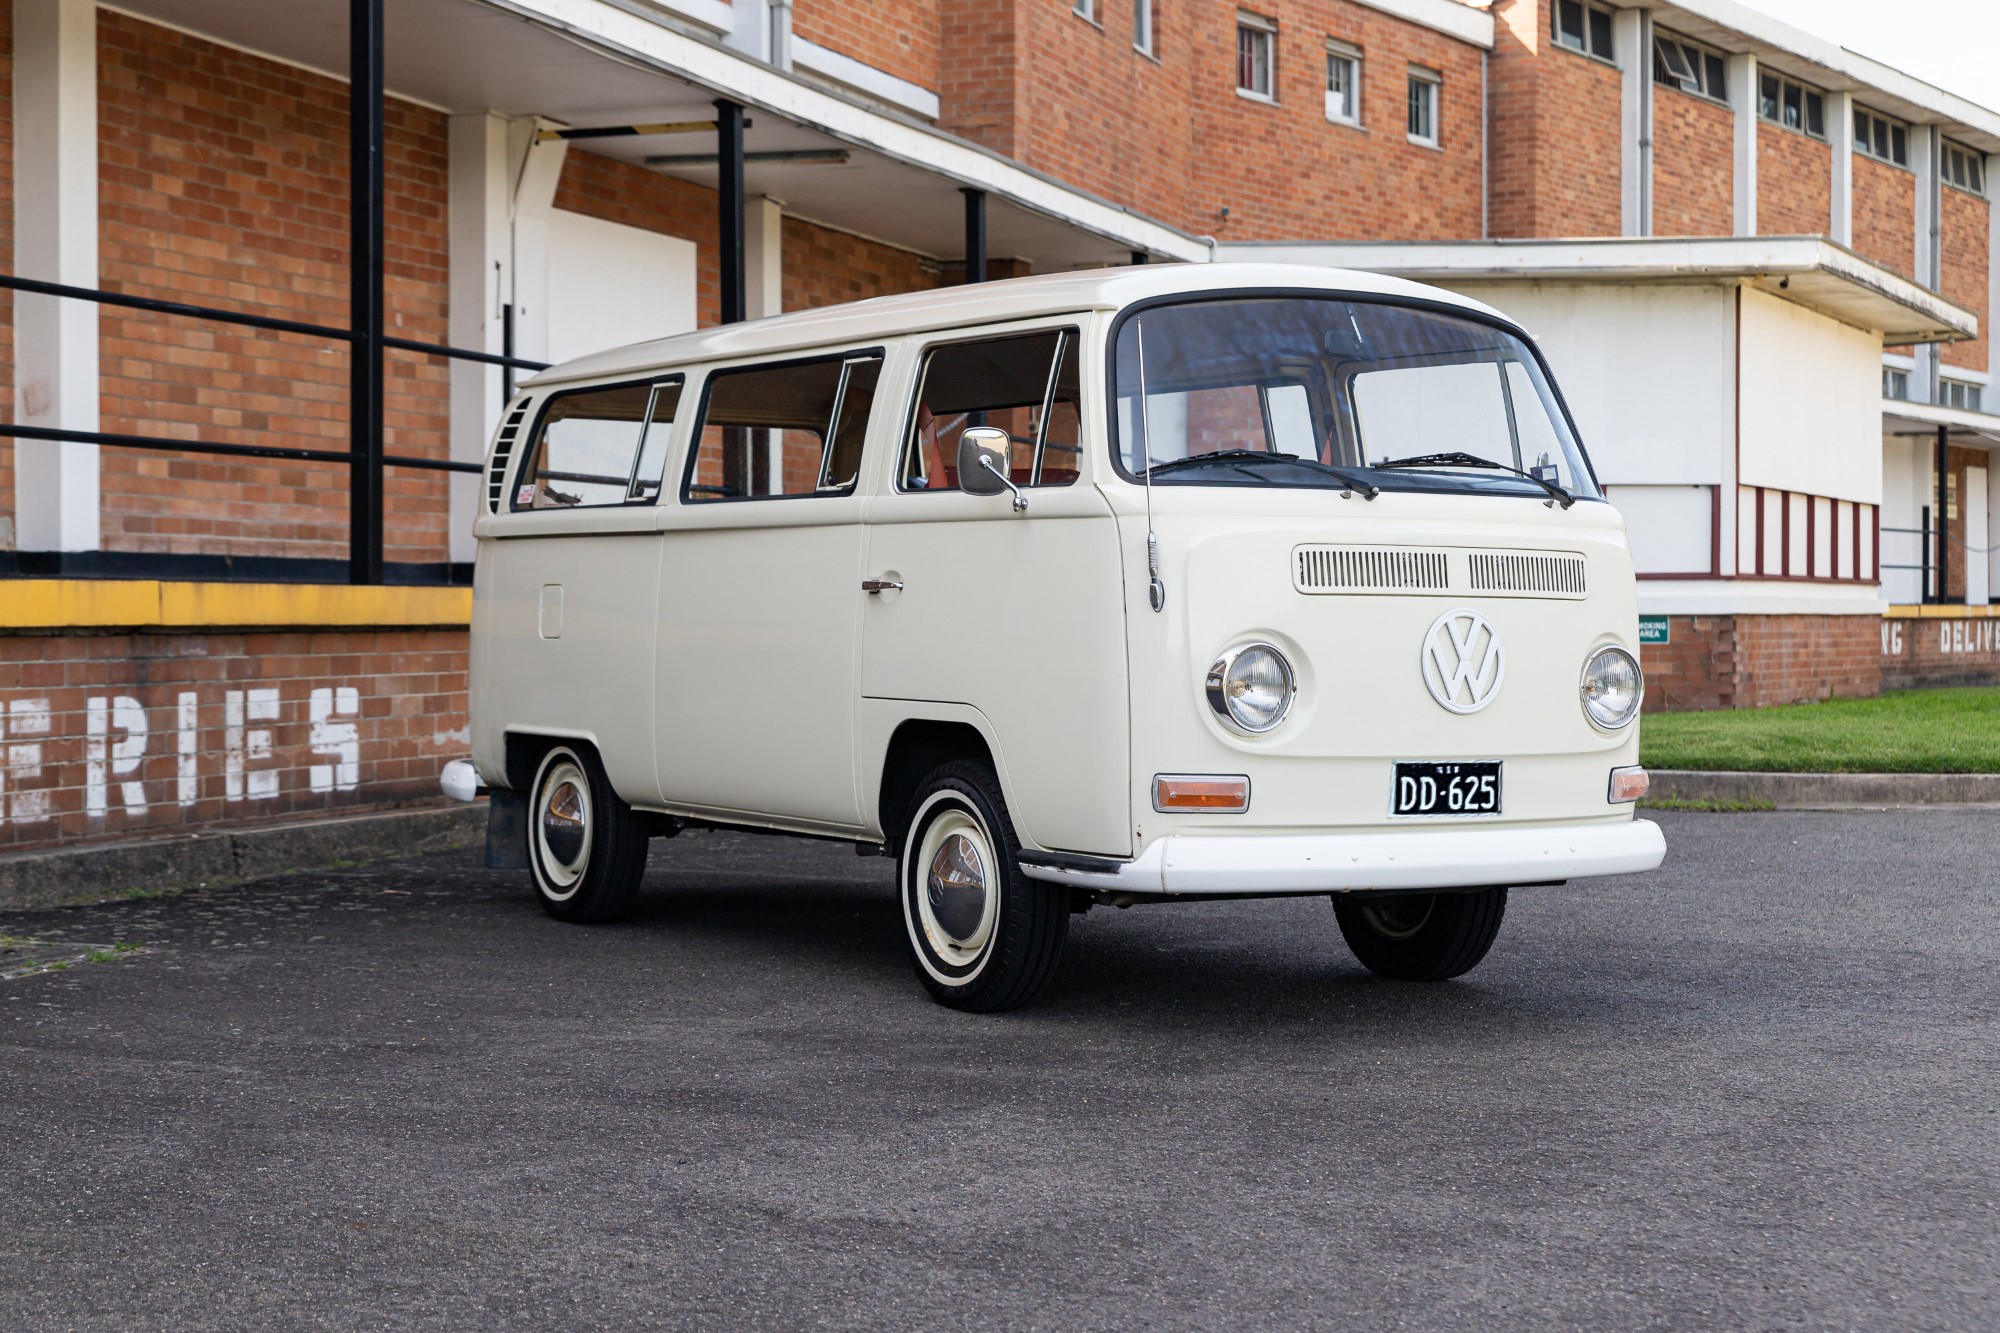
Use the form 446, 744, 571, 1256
1886, 604, 2000, 619
0, 580, 471, 630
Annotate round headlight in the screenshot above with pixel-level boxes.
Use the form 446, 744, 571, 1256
1205, 643, 1296, 734
1580, 646, 1643, 730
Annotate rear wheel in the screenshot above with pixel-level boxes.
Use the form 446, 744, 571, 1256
1333, 888, 1507, 981
526, 744, 648, 923
898, 761, 1068, 1012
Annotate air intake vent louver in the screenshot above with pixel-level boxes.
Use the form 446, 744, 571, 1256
1295, 545, 1450, 594
1468, 551, 1587, 598
486, 402, 530, 513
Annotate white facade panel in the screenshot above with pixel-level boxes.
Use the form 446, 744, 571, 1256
545, 209, 699, 364
1606, 485, 1711, 574
1738, 289, 1882, 504
1879, 434, 1924, 604
1446, 282, 1733, 489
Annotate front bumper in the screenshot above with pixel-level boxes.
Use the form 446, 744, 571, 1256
1021, 818, 1665, 895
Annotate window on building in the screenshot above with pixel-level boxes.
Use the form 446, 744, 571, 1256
1855, 106, 1909, 167
1882, 367, 1910, 401
1942, 379, 1985, 413
1407, 66, 1440, 146
1134, 0, 1154, 55
1943, 140, 1986, 196
1653, 32, 1727, 103
1553, 0, 1615, 62
1325, 40, 1362, 125
1759, 71, 1825, 138
1237, 13, 1275, 99
513, 378, 682, 510
1073, 0, 1096, 22
683, 353, 884, 502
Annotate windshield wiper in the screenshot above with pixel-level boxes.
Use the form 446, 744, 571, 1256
1145, 450, 1380, 498
1367, 451, 1575, 508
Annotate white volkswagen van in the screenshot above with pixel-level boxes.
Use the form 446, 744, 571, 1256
444, 263, 1664, 1011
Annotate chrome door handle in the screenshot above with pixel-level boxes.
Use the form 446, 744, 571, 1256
862, 578, 904, 594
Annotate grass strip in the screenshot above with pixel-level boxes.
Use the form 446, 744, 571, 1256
1640, 686, 2000, 774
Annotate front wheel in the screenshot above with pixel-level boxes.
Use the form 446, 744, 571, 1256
1333, 888, 1507, 981
526, 743, 649, 923
898, 761, 1069, 1012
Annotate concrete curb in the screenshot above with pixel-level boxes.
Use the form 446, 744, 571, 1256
0, 804, 486, 913
1648, 770, 2000, 809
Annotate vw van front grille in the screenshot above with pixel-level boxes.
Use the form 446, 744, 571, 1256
1294, 545, 1450, 594
1468, 551, 1587, 599
1294, 545, 1590, 599
486, 402, 531, 513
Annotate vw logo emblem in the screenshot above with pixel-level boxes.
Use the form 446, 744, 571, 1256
1420, 609, 1505, 714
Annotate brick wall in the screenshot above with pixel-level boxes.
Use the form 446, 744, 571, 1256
1641, 613, 1882, 712
0, 628, 466, 854
1756, 122, 1830, 236
793, 0, 939, 98
1651, 87, 1733, 237
1882, 612, 2000, 689
938, 0, 1020, 157
1851, 153, 1914, 278
94, 11, 452, 564
1487, 0, 1621, 239
1939, 184, 1989, 373
783, 217, 942, 312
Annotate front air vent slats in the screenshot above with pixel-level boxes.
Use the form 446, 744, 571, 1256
486, 402, 531, 513
1468, 551, 1587, 598
1295, 546, 1450, 594
1294, 546, 1588, 599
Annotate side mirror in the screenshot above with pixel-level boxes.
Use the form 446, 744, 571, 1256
956, 426, 1027, 512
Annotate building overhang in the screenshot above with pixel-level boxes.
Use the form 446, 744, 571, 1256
106, 0, 1207, 271
1215, 237, 1980, 346
1882, 399, 2000, 449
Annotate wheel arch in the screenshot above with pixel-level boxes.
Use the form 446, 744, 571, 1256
870, 711, 1012, 848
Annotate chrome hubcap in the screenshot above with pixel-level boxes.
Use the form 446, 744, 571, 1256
534, 756, 592, 898
926, 833, 989, 944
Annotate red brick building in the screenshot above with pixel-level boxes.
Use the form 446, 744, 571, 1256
0, 0, 1996, 854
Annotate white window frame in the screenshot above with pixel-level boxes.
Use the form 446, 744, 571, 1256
1882, 367, 1910, 402
1236, 12, 1276, 102
1942, 140, 1986, 197
1325, 40, 1362, 127
1652, 31, 1728, 106
1552, 0, 1615, 64
1406, 65, 1440, 148
1133, 0, 1155, 56
1854, 104, 1910, 169
1073, 0, 1096, 23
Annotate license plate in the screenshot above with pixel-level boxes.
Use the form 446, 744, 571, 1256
1391, 761, 1502, 817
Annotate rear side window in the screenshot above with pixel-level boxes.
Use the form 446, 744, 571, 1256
682, 352, 884, 502
900, 329, 1082, 491
512, 377, 681, 510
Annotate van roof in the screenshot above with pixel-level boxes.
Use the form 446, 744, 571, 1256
522, 261, 1511, 387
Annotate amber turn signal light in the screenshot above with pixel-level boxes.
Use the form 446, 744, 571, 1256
1153, 774, 1250, 813
1608, 765, 1649, 803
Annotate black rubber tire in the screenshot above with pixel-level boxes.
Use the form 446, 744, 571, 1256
898, 760, 1069, 1012
525, 743, 649, 924
1333, 887, 1507, 981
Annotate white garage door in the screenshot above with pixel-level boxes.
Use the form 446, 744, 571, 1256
545, 209, 698, 365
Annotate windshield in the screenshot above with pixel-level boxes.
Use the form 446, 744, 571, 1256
1112, 296, 1600, 500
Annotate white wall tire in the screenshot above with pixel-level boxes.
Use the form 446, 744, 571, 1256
526, 743, 649, 923
899, 760, 1068, 1011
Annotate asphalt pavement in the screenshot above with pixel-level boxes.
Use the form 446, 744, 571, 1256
2, 810, 1996, 1330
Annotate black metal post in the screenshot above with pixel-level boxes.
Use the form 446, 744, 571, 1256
1130, 250, 1149, 265
962, 188, 987, 284
501, 303, 516, 404
348, 0, 385, 585
1936, 423, 1950, 603
716, 100, 746, 325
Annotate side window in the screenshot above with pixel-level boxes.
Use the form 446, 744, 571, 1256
900, 329, 1082, 492
682, 352, 883, 502
513, 378, 681, 510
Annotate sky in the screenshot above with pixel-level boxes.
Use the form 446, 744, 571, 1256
1739, 0, 2000, 112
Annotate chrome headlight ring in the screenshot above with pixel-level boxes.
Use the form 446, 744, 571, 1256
1580, 645, 1644, 730
1205, 642, 1297, 734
